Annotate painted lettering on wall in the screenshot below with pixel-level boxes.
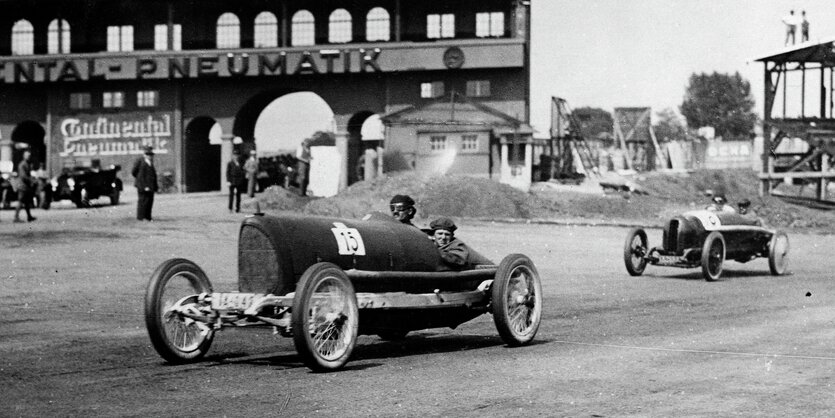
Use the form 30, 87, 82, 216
58, 114, 172, 157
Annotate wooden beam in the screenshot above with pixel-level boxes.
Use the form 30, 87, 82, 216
758, 171, 835, 180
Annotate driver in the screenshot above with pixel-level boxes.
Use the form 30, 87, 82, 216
390, 194, 417, 226
737, 199, 764, 226
707, 194, 736, 213
430, 217, 493, 271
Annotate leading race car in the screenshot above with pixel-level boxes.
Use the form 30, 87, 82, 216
623, 209, 789, 281
144, 212, 542, 372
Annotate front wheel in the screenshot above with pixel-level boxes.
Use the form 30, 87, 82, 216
623, 228, 648, 276
144, 258, 214, 363
768, 231, 789, 275
701, 231, 725, 281
491, 254, 542, 346
292, 262, 359, 372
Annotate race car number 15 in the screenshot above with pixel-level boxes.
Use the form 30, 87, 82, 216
331, 222, 366, 256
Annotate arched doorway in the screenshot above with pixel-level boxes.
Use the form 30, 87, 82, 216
250, 91, 335, 153
184, 116, 221, 192
11, 121, 46, 170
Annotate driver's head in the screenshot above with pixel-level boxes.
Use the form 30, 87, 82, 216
430, 217, 457, 247
738, 199, 751, 215
712, 194, 727, 206
390, 194, 416, 223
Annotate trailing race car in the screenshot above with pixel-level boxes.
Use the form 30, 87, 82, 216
50, 165, 122, 208
144, 212, 543, 372
623, 209, 789, 281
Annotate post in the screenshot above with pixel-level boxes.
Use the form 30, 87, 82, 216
219, 134, 234, 191
335, 130, 348, 191
818, 152, 829, 201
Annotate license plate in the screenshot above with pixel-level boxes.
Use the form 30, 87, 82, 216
211, 292, 257, 311
657, 255, 680, 264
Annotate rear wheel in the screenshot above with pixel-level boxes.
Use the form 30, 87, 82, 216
623, 228, 648, 276
768, 231, 789, 275
292, 262, 359, 372
144, 258, 214, 363
491, 254, 542, 346
701, 232, 725, 281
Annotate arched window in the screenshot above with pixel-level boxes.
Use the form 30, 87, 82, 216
48, 19, 71, 54
216, 12, 241, 49
254, 11, 278, 48
11, 20, 34, 55
291, 10, 315, 46
328, 9, 352, 43
365, 7, 390, 41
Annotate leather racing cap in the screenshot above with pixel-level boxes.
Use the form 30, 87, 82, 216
430, 217, 457, 232
390, 194, 415, 207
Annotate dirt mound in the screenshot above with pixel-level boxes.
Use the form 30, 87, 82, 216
301, 171, 557, 220
245, 186, 309, 212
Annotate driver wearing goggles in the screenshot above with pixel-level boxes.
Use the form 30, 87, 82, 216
389, 194, 417, 227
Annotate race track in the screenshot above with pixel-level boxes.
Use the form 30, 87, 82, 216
2, 193, 834, 417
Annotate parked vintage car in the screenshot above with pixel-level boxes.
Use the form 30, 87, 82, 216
0, 169, 52, 209
50, 165, 122, 208
623, 208, 789, 281
144, 212, 543, 371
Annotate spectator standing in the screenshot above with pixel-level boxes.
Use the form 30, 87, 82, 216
296, 140, 311, 197
132, 145, 158, 221
801, 10, 809, 42
244, 150, 259, 198
226, 148, 246, 212
13, 150, 36, 223
782, 10, 799, 46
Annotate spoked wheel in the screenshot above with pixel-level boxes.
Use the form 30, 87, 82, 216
144, 258, 214, 363
768, 231, 789, 275
701, 231, 726, 281
623, 228, 649, 276
292, 262, 359, 372
491, 254, 542, 346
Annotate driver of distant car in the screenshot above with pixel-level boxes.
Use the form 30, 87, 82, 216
737, 199, 764, 226
430, 217, 493, 271
390, 194, 417, 226
707, 194, 736, 213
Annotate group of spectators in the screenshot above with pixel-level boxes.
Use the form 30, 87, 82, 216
225, 145, 312, 213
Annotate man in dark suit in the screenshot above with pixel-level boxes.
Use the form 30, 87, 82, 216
226, 148, 246, 212
13, 149, 36, 223
132, 145, 158, 221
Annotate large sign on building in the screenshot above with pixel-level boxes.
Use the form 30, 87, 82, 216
0, 42, 524, 84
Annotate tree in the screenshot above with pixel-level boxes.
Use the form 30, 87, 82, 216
572, 107, 613, 139
653, 108, 688, 142
679, 72, 757, 139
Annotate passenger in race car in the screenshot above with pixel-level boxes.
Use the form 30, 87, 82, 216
707, 194, 736, 213
737, 199, 764, 226
390, 194, 417, 227
430, 217, 493, 271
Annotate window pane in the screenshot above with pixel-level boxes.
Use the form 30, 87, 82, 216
137, 90, 158, 107
173, 24, 182, 50
440, 14, 455, 38
426, 14, 440, 39
254, 12, 278, 48
154, 24, 167, 51
69, 93, 91, 110
121, 25, 134, 51
475, 13, 490, 37
366, 7, 390, 41
292, 10, 315, 46
107, 26, 119, 52
217, 12, 241, 48
48, 19, 71, 54
490, 12, 504, 36
328, 9, 352, 43
12, 20, 35, 55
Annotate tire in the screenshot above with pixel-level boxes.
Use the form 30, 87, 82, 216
623, 228, 648, 276
491, 254, 542, 346
292, 262, 359, 372
144, 258, 214, 363
701, 231, 725, 281
768, 231, 789, 275
110, 190, 120, 206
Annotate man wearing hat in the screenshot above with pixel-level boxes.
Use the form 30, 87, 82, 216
226, 148, 246, 213
430, 217, 493, 271
132, 145, 158, 221
707, 193, 735, 213
244, 149, 259, 198
389, 194, 417, 226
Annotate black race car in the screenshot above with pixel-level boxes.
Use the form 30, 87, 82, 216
624, 209, 789, 281
50, 165, 123, 208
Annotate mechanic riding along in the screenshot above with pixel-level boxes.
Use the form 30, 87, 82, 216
623, 194, 789, 281
144, 195, 543, 372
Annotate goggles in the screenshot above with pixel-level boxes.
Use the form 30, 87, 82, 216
390, 203, 412, 213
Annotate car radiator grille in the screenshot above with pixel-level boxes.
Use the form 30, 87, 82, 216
665, 220, 680, 253
238, 224, 281, 294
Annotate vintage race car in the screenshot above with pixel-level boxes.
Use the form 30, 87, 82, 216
144, 213, 543, 372
50, 165, 122, 208
623, 209, 789, 281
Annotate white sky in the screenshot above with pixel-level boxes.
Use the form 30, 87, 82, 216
530, 0, 835, 132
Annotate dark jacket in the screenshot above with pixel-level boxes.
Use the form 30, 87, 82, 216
226, 159, 246, 187
16, 159, 33, 192
132, 157, 158, 193
437, 238, 494, 270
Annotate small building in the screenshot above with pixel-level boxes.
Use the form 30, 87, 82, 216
380, 92, 534, 190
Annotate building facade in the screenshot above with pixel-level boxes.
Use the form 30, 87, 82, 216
0, 0, 531, 192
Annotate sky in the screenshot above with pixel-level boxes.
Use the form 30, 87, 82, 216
529, 0, 835, 134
